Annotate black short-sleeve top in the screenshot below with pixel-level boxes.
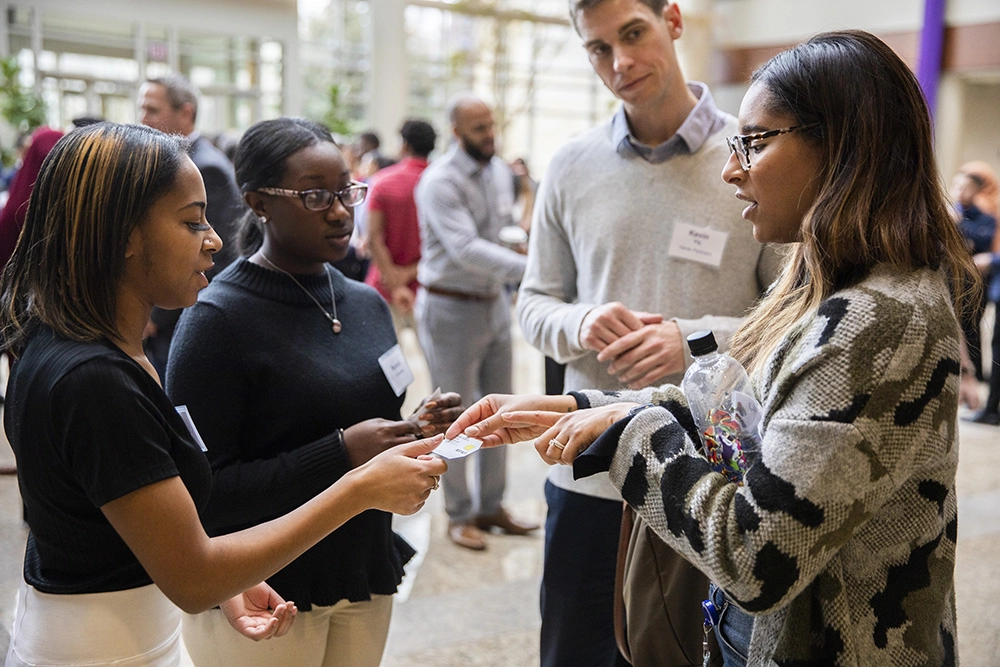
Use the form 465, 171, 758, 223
5, 325, 211, 594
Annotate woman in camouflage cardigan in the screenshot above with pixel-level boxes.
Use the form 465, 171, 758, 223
448, 31, 979, 666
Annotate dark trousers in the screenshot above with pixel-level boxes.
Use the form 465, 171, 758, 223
541, 481, 630, 667
544, 356, 566, 396
986, 303, 1000, 414
961, 290, 989, 380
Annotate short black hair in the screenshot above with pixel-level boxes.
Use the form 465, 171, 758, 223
358, 131, 380, 152
233, 117, 337, 255
400, 119, 437, 158
71, 116, 104, 128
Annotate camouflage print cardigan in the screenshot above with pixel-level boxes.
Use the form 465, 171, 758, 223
574, 266, 960, 667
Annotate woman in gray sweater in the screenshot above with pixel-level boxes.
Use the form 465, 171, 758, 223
446, 30, 978, 667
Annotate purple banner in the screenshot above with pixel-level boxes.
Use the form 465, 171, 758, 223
917, 0, 947, 120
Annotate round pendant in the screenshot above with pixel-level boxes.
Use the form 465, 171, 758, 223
331, 319, 343, 334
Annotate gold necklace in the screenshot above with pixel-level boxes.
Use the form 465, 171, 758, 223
258, 252, 342, 334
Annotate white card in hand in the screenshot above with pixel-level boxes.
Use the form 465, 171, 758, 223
432, 434, 483, 459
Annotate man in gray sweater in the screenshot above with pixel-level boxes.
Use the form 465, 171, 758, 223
516, 0, 780, 664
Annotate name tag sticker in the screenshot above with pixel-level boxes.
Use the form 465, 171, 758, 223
175, 405, 208, 452
667, 223, 728, 267
379, 344, 414, 397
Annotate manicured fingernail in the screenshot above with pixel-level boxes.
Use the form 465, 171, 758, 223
466, 426, 480, 435
425, 402, 437, 410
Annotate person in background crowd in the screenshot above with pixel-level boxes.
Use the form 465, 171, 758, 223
167, 116, 462, 666
2, 121, 446, 667
365, 119, 437, 332
959, 160, 999, 219
0, 126, 64, 466
332, 133, 385, 282
0, 127, 64, 270
0, 132, 31, 194
951, 168, 996, 381
138, 73, 245, 376
354, 131, 382, 175
415, 93, 538, 552
970, 246, 1000, 425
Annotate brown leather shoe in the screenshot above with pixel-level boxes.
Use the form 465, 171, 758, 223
474, 508, 539, 536
448, 522, 487, 551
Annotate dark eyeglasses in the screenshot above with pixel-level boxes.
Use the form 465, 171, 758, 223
725, 124, 820, 171
257, 182, 368, 211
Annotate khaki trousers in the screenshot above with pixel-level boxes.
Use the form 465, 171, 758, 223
182, 594, 393, 667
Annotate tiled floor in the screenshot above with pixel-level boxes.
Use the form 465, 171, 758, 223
1, 322, 998, 666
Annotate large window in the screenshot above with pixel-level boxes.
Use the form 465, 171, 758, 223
300, 0, 617, 171
4, 3, 286, 132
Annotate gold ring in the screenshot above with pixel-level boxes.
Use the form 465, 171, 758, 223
548, 439, 566, 451
431, 476, 440, 490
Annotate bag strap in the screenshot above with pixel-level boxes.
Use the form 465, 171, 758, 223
614, 502, 635, 664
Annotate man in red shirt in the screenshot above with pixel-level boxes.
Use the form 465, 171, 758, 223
365, 119, 437, 331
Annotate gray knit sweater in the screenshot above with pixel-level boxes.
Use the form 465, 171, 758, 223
575, 266, 960, 666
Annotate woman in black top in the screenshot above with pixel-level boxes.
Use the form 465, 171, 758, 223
167, 117, 462, 667
1, 123, 447, 666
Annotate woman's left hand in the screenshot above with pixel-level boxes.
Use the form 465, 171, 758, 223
960, 373, 981, 410
501, 403, 637, 465
221, 582, 298, 641
414, 391, 464, 436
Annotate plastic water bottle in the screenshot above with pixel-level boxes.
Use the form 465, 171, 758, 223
680, 330, 763, 484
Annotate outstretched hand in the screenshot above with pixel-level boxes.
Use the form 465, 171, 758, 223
959, 373, 981, 410
221, 582, 297, 641
350, 435, 448, 515
445, 393, 578, 447
498, 403, 637, 465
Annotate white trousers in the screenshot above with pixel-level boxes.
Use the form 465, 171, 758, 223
181, 594, 393, 667
6, 579, 185, 666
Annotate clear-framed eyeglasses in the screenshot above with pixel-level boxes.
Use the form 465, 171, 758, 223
256, 182, 368, 211
725, 124, 820, 171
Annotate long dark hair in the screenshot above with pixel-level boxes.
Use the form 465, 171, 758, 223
0, 123, 186, 356
729, 30, 979, 375
233, 117, 337, 255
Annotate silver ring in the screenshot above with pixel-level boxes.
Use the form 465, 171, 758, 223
548, 439, 566, 451
431, 476, 440, 490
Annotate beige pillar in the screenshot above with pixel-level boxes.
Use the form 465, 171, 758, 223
676, 0, 714, 86
369, 0, 408, 156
